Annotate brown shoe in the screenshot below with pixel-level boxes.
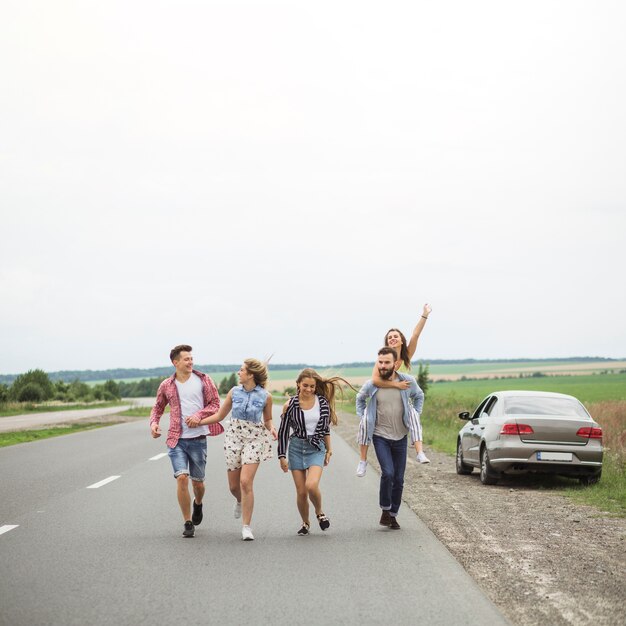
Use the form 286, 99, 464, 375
389, 516, 401, 530
380, 510, 392, 526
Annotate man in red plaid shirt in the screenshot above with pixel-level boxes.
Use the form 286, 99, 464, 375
150, 344, 223, 537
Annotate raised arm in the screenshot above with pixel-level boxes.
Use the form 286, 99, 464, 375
405, 303, 432, 360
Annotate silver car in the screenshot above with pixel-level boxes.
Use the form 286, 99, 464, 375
456, 390, 603, 485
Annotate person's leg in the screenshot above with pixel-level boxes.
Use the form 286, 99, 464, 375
291, 470, 309, 525
176, 474, 191, 520
389, 436, 408, 517
372, 435, 394, 511
168, 441, 193, 522
186, 439, 207, 525
305, 465, 324, 514
227, 468, 242, 503
239, 463, 260, 526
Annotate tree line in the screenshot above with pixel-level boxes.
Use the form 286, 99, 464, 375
0, 369, 122, 404
1, 357, 617, 386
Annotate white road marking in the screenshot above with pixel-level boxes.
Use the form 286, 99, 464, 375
149, 453, 168, 461
0, 525, 19, 536
87, 475, 121, 489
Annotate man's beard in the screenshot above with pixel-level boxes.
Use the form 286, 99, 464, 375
378, 367, 394, 380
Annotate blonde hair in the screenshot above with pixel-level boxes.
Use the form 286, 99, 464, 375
243, 358, 269, 388
296, 368, 355, 426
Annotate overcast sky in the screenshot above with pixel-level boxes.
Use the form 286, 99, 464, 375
1, 1, 625, 375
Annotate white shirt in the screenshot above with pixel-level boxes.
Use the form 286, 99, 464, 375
175, 373, 209, 438
302, 395, 321, 437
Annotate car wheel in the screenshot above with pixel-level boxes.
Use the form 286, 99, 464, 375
480, 446, 498, 485
579, 471, 602, 486
456, 439, 473, 475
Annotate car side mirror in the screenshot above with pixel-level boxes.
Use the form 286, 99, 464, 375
458, 411, 471, 421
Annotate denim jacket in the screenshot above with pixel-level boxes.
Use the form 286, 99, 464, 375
356, 372, 424, 445
231, 385, 269, 423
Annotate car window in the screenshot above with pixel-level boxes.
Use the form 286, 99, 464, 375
471, 397, 490, 420
484, 397, 498, 416
504, 396, 590, 418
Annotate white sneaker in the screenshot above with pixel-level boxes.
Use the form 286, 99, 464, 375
234, 501, 242, 519
242, 525, 254, 541
416, 452, 430, 464
356, 461, 368, 477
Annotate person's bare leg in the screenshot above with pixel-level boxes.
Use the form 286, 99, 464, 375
240, 463, 260, 526
305, 465, 324, 515
192, 479, 205, 505
176, 474, 191, 521
291, 470, 309, 525
227, 468, 242, 504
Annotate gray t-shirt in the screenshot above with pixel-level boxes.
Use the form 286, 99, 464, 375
373, 387, 408, 440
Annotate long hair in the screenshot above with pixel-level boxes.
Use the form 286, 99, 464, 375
384, 328, 411, 370
296, 368, 355, 426
243, 358, 269, 389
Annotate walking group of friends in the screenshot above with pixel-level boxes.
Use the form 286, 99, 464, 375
149, 305, 432, 539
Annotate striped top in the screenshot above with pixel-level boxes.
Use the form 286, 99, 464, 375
278, 394, 331, 458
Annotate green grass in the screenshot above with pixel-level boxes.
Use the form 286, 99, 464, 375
429, 372, 626, 404
0, 401, 125, 418
0, 422, 118, 447
561, 454, 626, 515
117, 407, 153, 417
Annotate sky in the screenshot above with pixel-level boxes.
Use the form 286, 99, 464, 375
1, 0, 625, 375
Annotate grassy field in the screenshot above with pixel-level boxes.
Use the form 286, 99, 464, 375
0, 422, 118, 447
0, 400, 125, 418
339, 373, 626, 516
429, 372, 626, 404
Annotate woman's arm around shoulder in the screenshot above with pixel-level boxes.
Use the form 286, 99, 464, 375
371, 364, 410, 390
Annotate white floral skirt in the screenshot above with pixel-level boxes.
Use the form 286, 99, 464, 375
224, 418, 273, 471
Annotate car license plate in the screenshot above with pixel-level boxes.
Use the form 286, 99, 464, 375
537, 451, 573, 462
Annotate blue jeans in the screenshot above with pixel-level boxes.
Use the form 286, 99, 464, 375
168, 437, 207, 481
372, 434, 407, 516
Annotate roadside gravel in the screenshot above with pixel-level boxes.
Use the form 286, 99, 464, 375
334, 411, 626, 626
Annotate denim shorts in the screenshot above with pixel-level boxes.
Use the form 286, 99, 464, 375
168, 437, 207, 481
288, 436, 326, 470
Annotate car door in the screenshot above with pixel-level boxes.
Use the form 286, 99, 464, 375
464, 396, 495, 464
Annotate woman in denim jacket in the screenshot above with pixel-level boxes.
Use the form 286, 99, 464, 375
201, 358, 277, 541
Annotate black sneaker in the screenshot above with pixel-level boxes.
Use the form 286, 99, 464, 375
389, 516, 401, 530
192, 500, 203, 526
380, 510, 392, 526
183, 521, 195, 538
317, 513, 330, 531
297, 523, 310, 536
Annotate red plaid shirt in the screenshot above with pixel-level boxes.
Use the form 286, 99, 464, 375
150, 370, 223, 448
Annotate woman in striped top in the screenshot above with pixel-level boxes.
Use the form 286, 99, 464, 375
278, 368, 352, 536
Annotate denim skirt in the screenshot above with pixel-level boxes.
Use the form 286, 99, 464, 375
288, 436, 326, 470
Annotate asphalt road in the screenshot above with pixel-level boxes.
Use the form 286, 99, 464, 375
0, 410, 508, 626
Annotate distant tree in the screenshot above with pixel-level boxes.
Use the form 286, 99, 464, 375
10, 369, 54, 401
17, 382, 45, 403
416, 361, 431, 398
219, 372, 237, 395
103, 380, 121, 399
0, 384, 9, 403
68, 379, 93, 401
